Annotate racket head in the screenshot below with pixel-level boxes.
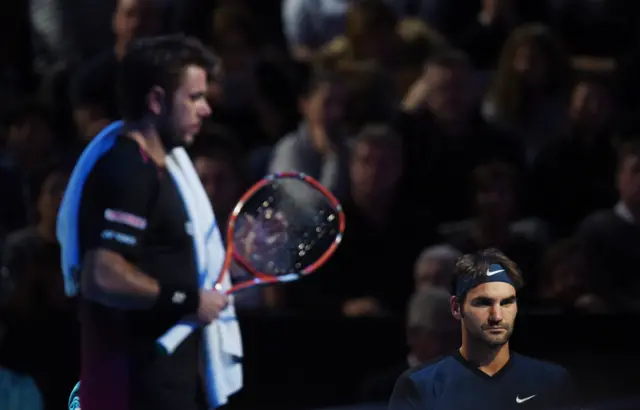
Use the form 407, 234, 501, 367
218, 172, 345, 293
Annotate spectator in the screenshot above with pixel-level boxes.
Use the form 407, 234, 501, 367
577, 139, 640, 312
70, 0, 175, 141
282, 0, 407, 61
358, 287, 458, 402
413, 244, 461, 291
536, 237, 610, 314
440, 161, 547, 299
268, 65, 351, 201
398, 50, 525, 221
291, 123, 439, 317
482, 23, 573, 164
531, 74, 618, 236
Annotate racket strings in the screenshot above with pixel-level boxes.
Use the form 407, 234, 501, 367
233, 178, 340, 276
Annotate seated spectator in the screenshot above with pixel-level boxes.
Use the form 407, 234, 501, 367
0, 324, 43, 410
577, 139, 640, 312
536, 237, 610, 314
0, 99, 59, 234
440, 161, 547, 301
281, 0, 407, 61
286, 123, 439, 317
70, 0, 173, 140
413, 244, 461, 291
268, 64, 351, 201
0, 162, 78, 409
397, 50, 525, 222
482, 23, 573, 164
358, 287, 458, 402
530, 74, 618, 237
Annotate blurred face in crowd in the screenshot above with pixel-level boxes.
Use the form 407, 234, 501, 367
350, 137, 402, 201
302, 81, 347, 136
569, 81, 613, 132
475, 180, 515, 221
194, 155, 242, 223
423, 63, 473, 123
544, 252, 591, 302
512, 43, 548, 88
152, 65, 212, 146
617, 154, 640, 209
414, 258, 453, 290
113, 0, 165, 44
455, 282, 517, 348
7, 113, 55, 163
38, 171, 69, 227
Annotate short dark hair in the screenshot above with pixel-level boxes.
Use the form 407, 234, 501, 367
294, 62, 344, 98
450, 248, 525, 300
354, 123, 401, 148
117, 34, 218, 121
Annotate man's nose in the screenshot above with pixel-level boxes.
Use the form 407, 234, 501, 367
489, 304, 503, 322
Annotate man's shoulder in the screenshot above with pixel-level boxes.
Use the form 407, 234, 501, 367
400, 354, 456, 384
91, 137, 156, 181
3, 227, 39, 254
512, 352, 570, 380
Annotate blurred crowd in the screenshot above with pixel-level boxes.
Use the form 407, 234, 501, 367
1, 0, 640, 408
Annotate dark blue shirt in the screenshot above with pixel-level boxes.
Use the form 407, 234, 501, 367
389, 351, 577, 410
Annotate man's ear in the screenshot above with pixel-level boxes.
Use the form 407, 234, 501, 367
450, 296, 462, 320
147, 86, 166, 116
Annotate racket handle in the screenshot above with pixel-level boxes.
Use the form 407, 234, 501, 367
156, 321, 197, 355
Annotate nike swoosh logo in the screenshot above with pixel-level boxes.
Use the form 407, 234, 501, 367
486, 268, 505, 276
516, 395, 536, 403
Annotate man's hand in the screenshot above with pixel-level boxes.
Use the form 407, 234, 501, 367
197, 289, 229, 323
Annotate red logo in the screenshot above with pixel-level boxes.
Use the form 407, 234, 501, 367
104, 209, 147, 230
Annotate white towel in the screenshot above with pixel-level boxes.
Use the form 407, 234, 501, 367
162, 147, 243, 408
57, 121, 243, 408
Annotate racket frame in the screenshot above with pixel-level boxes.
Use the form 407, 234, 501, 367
215, 172, 345, 294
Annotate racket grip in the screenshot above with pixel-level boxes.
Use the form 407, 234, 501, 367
156, 321, 198, 355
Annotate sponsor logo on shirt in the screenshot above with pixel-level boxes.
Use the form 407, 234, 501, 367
101, 230, 137, 246
104, 209, 147, 230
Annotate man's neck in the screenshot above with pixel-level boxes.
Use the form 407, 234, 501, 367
37, 220, 57, 244
124, 122, 167, 166
114, 40, 128, 61
460, 342, 510, 376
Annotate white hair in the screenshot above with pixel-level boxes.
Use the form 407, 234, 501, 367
414, 244, 461, 272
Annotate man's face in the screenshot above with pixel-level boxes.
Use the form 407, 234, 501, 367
194, 156, 241, 220
617, 155, 640, 208
113, 0, 164, 43
7, 114, 55, 158
423, 64, 473, 122
569, 81, 613, 130
303, 82, 346, 134
457, 282, 517, 348
475, 182, 515, 220
168, 65, 212, 145
350, 139, 402, 200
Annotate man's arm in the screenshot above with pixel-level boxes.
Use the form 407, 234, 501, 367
388, 373, 423, 410
79, 154, 199, 315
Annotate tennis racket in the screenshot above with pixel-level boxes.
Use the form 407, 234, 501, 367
156, 172, 345, 354
217, 171, 345, 293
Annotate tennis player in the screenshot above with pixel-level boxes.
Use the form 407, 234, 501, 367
389, 248, 579, 410
67, 35, 228, 410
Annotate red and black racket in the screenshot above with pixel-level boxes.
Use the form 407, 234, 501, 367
214, 171, 346, 294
